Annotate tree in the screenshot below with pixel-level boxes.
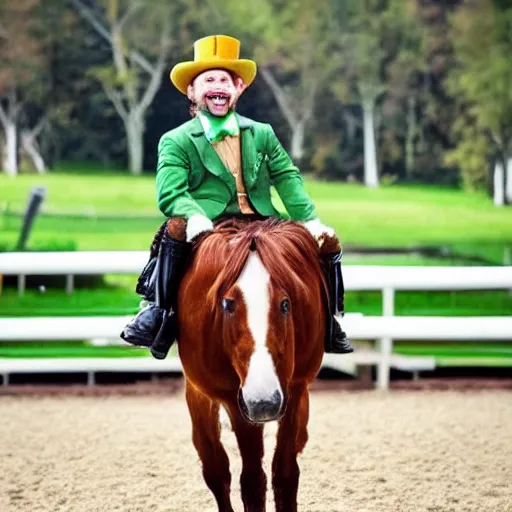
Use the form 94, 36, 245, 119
381, 0, 429, 180
0, 0, 45, 176
71, 0, 179, 174
256, 0, 336, 162
447, 0, 512, 204
199, 0, 335, 163
331, 0, 388, 188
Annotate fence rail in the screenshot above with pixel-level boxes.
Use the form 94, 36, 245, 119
0, 314, 510, 389
1, 252, 511, 390
2, 251, 512, 289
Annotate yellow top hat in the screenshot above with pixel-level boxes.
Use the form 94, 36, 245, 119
170, 35, 257, 95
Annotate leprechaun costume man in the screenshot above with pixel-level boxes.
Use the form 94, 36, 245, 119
121, 35, 353, 359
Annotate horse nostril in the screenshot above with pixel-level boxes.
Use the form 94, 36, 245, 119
239, 388, 283, 423
269, 389, 281, 406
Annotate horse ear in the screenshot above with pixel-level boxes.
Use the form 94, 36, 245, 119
249, 238, 257, 251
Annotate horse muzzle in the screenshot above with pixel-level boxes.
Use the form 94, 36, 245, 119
238, 388, 284, 424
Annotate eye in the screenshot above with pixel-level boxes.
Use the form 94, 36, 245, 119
221, 298, 236, 314
280, 299, 290, 314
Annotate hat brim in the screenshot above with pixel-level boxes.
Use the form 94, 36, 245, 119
170, 59, 257, 95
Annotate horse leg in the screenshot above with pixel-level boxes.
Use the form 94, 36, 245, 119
271, 383, 310, 512
225, 402, 267, 512
185, 381, 234, 512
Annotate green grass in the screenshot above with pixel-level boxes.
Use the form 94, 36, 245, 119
2, 286, 511, 318
0, 341, 148, 358
0, 286, 140, 317
394, 342, 512, 367
1, 173, 511, 257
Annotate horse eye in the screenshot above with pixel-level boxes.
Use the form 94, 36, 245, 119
280, 299, 290, 314
221, 298, 236, 313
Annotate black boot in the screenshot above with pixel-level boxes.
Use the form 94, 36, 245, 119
121, 234, 190, 359
322, 251, 354, 354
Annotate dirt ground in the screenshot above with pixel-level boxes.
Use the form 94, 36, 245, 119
1, 382, 511, 512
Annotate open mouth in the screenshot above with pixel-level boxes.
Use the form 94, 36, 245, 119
205, 92, 230, 107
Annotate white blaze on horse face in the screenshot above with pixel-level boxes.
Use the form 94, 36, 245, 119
237, 252, 283, 404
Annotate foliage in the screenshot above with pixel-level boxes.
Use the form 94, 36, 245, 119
447, 0, 512, 189
1, 0, 512, 202
445, 120, 490, 191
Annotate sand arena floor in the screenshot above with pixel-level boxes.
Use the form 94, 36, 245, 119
0, 383, 511, 512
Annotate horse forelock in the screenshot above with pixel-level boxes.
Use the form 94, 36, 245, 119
193, 218, 324, 312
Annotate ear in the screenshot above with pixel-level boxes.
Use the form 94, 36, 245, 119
187, 84, 195, 101
234, 77, 246, 96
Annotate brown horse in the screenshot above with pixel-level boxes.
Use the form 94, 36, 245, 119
178, 217, 327, 512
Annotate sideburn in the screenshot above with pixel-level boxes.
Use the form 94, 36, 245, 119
189, 100, 198, 118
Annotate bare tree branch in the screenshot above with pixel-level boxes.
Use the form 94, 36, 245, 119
137, 57, 166, 116
137, 26, 171, 115
70, 0, 154, 74
0, 103, 7, 128
26, 116, 47, 139
302, 79, 317, 124
260, 67, 297, 129
0, 22, 7, 40
69, 0, 110, 44
103, 86, 129, 122
118, 2, 142, 29
110, 23, 138, 108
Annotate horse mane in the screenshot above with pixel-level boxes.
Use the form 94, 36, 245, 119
192, 217, 326, 312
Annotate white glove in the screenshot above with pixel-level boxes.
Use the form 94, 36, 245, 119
303, 218, 335, 247
186, 213, 214, 242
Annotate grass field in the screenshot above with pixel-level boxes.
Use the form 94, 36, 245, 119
1, 172, 511, 259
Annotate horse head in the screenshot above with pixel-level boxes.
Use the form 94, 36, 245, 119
179, 218, 326, 425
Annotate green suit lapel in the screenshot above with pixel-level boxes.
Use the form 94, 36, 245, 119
187, 117, 236, 194
238, 114, 258, 189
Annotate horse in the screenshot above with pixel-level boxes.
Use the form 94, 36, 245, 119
177, 217, 329, 512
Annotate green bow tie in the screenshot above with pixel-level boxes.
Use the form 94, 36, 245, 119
198, 110, 240, 143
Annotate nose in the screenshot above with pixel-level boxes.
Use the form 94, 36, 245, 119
238, 389, 283, 423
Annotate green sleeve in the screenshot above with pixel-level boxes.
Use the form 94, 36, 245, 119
156, 135, 207, 219
265, 125, 317, 222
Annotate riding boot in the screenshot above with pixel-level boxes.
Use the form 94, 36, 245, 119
120, 233, 190, 359
322, 251, 354, 354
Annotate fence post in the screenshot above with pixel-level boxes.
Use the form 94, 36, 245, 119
377, 287, 395, 390
18, 275, 26, 297
66, 274, 75, 295
382, 286, 395, 317
377, 337, 393, 390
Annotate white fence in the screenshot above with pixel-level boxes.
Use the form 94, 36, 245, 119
1, 252, 512, 390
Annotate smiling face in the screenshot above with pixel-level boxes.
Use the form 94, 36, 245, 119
187, 69, 246, 117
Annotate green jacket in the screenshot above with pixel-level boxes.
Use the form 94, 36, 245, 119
156, 113, 317, 222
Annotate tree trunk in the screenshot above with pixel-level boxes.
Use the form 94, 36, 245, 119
362, 100, 379, 188
505, 157, 512, 204
405, 96, 416, 178
290, 120, 305, 162
2, 120, 18, 177
21, 131, 46, 174
125, 113, 144, 175
493, 160, 505, 206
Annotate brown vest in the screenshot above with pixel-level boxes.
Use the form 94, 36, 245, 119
212, 135, 255, 215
